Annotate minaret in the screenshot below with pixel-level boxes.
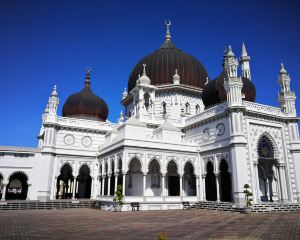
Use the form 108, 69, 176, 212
137, 64, 151, 85
278, 63, 296, 116
240, 42, 251, 80
223, 46, 243, 106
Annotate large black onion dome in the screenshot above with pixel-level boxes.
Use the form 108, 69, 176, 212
62, 70, 109, 121
202, 70, 256, 109
127, 22, 209, 92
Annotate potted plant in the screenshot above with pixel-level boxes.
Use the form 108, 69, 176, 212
113, 184, 124, 212
242, 184, 253, 214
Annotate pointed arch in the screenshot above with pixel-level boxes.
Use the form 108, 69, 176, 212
219, 160, 232, 202
195, 104, 200, 114
257, 132, 279, 160
77, 164, 92, 199
185, 102, 190, 114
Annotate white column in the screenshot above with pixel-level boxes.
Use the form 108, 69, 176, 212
107, 175, 111, 196
122, 174, 126, 196
162, 174, 165, 197
143, 174, 146, 196
114, 174, 118, 195
202, 175, 206, 201
216, 174, 220, 202
253, 163, 260, 203
52, 177, 57, 200
101, 176, 105, 196
196, 176, 200, 199
1, 183, 7, 201
72, 178, 76, 199
26, 184, 32, 200
90, 177, 94, 199
180, 175, 183, 197
279, 165, 288, 201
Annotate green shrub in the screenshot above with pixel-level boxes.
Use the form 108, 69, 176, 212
113, 184, 124, 206
156, 232, 168, 240
243, 184, 253, 207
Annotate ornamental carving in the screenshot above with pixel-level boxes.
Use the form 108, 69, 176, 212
81, 136, 92, 147
216, 123, 225, 136
202, 128, 210, 141
64, 134, 75, 145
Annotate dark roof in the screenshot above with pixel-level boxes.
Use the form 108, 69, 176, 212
62, 80, 109, 121
128, 38, 208, 92
202, 70, 256, 108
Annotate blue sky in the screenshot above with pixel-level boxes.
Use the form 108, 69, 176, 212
0, 0, 300, 147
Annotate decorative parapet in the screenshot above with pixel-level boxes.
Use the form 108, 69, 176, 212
244, 101, 285, 117
139, 114, 182, 127
185, 102, 228, 126
57, 117, 117, 131
0, 145, 40, 153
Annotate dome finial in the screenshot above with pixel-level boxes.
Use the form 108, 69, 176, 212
165, 19, 171, 41
85, 67, 92, 86
143, 63, 147, 75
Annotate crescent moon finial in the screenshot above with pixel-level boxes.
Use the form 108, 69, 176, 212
164, 20, 171, 40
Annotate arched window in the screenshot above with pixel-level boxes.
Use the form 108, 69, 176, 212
162, 102, 167, 116
185, 102, 190, 114
144, 93, 150, 110
195, 104, 200, 114
258, 136, 274, 159
149, 159, 160, 188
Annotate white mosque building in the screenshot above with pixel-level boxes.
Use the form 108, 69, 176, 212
1, 22, 300, 210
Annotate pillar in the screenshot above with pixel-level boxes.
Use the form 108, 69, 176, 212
107, 175, 111, 196
91, 177, 94, 199
278, 165, 288, 201
196, 176, 200, 199
52, 177, 57, 200
1, 183, 7, 201
72, 177, 76, 199
122, 174, 126, 196
202, 175, 206, 200
114, 174, 118, 195
162, 174, 166, 197
143, 174, 146, 196
26, 184, 32, 200
253, 163, 260, 203
180, 175, 183, 196
101, 176, 105, 196
215, 174, 220, 202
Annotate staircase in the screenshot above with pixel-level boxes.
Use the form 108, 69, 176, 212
0, 200, 92, 211
194, 201, 300, 213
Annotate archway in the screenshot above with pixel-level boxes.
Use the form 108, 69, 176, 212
167, 160, 180, 196
205, 161, 217, 201
183, 162, 196, 196
257, 136, 279, 202
6, 172, 28, 200
219, 160, 232, 202
147, 159, 161, 196
77, 165, 92, 199
56, 164, 74, 199
126, 157, 143, 196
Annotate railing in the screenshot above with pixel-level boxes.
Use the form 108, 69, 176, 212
57, 117, 117, 130
0, 146, 40, 153
244, 101, 285, 117
185, 103, 228, 126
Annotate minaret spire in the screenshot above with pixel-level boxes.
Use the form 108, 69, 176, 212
240, 42, 251, 80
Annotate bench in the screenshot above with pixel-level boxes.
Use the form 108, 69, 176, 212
182, 201, 191, 210
130, 202, 140, 211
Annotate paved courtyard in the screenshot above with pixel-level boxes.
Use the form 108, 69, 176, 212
0, 209, 299, 240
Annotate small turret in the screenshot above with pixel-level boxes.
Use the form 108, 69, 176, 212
137, 64, 151, 85
172, 69, 180, 84
48, 85, 59, 115
122, 87, 128, 99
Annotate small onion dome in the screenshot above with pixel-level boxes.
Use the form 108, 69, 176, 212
62, 70, 109, 121
202, 70, 256, 109
127, 21, 208, 92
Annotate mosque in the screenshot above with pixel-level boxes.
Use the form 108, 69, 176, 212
1, 22, 300, 210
